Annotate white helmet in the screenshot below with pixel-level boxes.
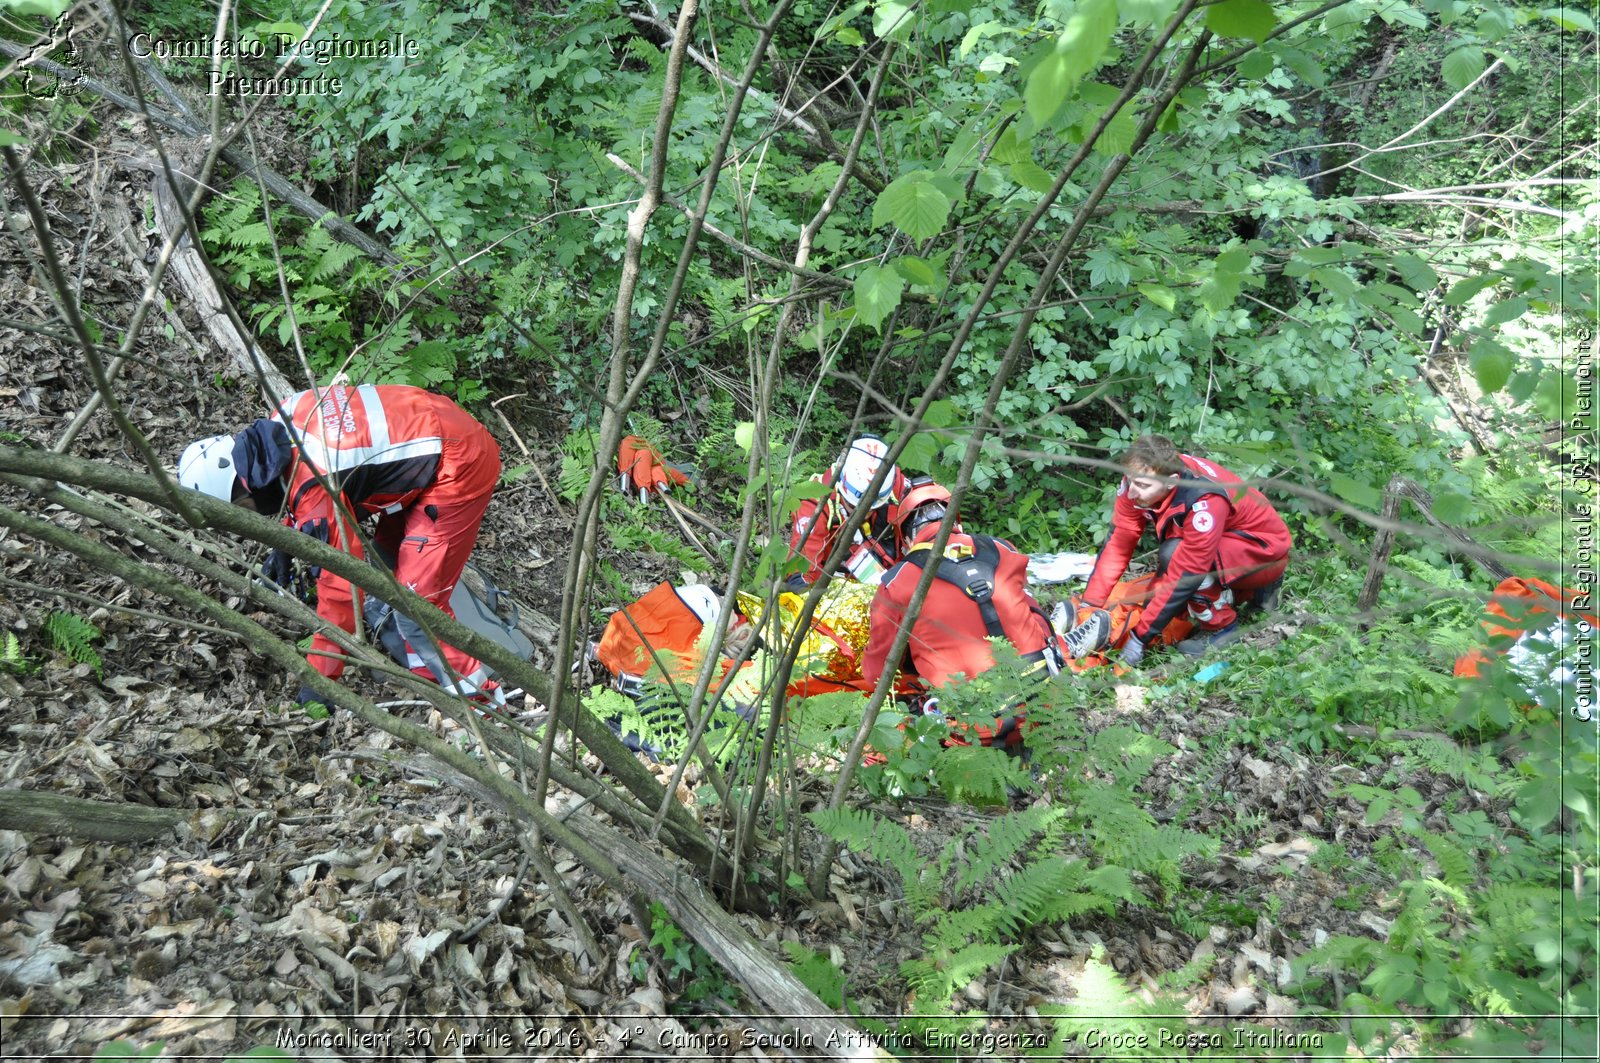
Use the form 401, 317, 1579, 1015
178, 435, 239, 501
836, 435, 897, 509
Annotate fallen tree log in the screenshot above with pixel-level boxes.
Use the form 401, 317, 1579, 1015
149, 165, 294, 403
0, 789, 186, 842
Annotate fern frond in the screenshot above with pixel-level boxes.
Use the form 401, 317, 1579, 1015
1423, 832, 1480, 891
809, 807, 924, 899
45, 611, 101, 677
954, 804, 1065, 893
1, 632, 28, 674
901, 941, 1015, 1005
930, 743, 1028, 806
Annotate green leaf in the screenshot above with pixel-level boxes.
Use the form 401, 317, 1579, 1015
1468, 336, 1515, 394
897, 431, 941, 471
1431, 490, 1473, 525
1117, 0, 1179, 25
1542, 6, 1597, 32
1237, 49, 1274, 78
873, 0, 916, 40
1444, 272, 1498, 306
1284, 245, 1343, 276
1205, 0, 1276, 42
853, 264, 904, 331
734, 422, 755, 453
1027, 0, 1117, 124
873, 172, 951, 241
1441, 45, 1486, 91
93, 1042, 164, 1062
1198, 248, 1251, 312
1277, 47, 1327, 88
1391, 254, 1439, 292
1310, 266, 1358, 298
1330, 473, 1381, 509
5, 0, 72, 16
1058, 0, 1118, 82
1484, 296, 1530, 327
1138, 284, 1176, 311
1025, 51, 1073, 126
894, 255, 939, 287
1009, 159, 1055, 193
959, 19, 1009, 59
0, 129, 25, 147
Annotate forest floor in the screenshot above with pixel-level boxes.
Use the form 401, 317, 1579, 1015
0, 143, 1495, 1062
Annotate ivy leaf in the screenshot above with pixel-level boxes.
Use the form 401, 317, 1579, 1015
854, 264, 904, 331
1205, 0, 1276, 42
873, 171, 951, 241
1468, 336, 1516, 393
1441, 45, 1486, 91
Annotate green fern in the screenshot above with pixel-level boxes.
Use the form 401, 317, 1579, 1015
45, 611, 101, 677
1, 632, 30, 674
558, 430, 599, 503
954, 804, 1064, 892
929, 743, 1029, 805
902, 940, 1016, 1006
808, 807, 927, 904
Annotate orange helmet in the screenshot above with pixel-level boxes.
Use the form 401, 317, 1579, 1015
893, 482, 955, 550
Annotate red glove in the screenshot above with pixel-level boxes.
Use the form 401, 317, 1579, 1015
617, 435, 689, 502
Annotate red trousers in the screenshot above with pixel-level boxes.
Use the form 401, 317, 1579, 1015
371, 414, 501, 692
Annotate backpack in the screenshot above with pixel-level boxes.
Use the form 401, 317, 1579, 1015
364, 561, 534, 674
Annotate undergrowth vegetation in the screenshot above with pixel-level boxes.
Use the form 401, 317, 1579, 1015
11, 0, 1592, 1056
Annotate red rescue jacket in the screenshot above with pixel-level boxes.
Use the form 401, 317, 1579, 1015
864, 532, 1056, 689
1083, 453, 1291, 641
274, 385, 497, 677
787, 466, 912, 586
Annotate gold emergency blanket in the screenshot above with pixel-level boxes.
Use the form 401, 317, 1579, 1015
735, 580, 875, 683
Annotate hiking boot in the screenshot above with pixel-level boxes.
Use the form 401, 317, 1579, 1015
1249, 576, 1283, 614
1176, 623, 1241, 658
1064, 608, 1112, 659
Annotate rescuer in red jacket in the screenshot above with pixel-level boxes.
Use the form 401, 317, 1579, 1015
179, 384, 502, 703
863, 484, 1061, 690
1073, 434, 1291, 665
787, 435, 915, 589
